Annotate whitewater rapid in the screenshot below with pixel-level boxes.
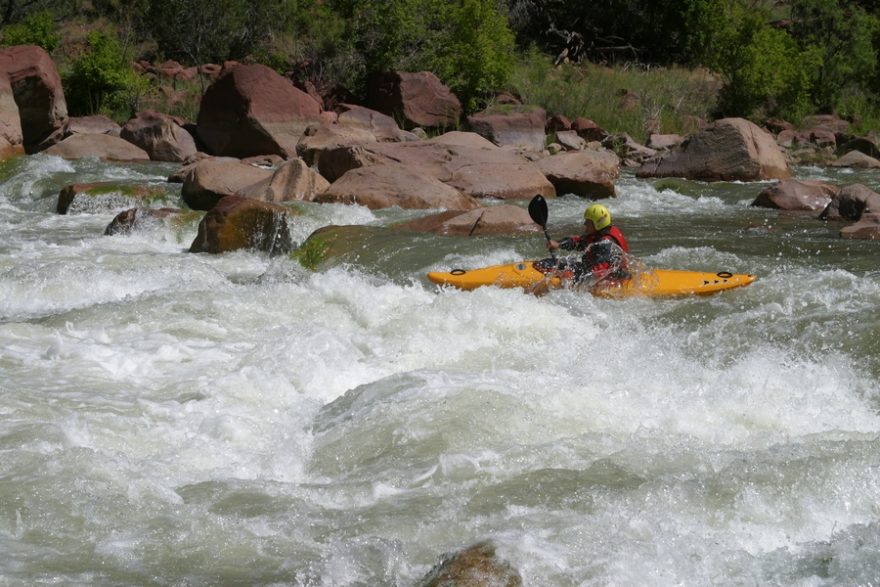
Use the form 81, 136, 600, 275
1, 155, 879, 585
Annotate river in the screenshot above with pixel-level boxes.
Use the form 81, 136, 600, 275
1, 153, 879, 585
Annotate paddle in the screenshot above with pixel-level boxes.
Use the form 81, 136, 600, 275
528, 195, 554, 260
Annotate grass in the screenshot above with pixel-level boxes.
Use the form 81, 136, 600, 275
507, 49, 721, 142
290, 236, 329, 270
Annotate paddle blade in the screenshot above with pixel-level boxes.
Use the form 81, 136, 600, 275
528, 195, 548, 226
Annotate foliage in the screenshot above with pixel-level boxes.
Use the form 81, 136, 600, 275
505, 0, 730, 65
146, 0, 289, 64
330, 0, 514, 111
508, 47, 718, 141
0, 0, 81, 27
15, 0, 880, 134
291, 236, 329, 271
63, 30, 146, 119
708, 7, 818, 120
788, 0, 880, 113
415, 0, 516, 111
0, 10, 59, 50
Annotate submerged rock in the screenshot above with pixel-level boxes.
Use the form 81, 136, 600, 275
752, 179, 838, 212
396, 204, 540, 236
189, 195, 294, 255
416, 540, 522, 587
57, 182, 168, 214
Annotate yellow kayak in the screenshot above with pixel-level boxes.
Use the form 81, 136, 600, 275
427, 261, 756, 298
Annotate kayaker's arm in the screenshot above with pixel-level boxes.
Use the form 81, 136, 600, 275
555, 236, 581, 251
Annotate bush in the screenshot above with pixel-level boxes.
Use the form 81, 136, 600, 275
333, 0, 514, 111
789, 0, 880, 114
1, 11, 60, 51
63, 31, 146, 119
415, 0, 516, 111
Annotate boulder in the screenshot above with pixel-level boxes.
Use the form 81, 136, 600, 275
189, 195, 294, 254
572, 117, 607, 142
808, 128, 836, 148
837, 135, 880, 159
0, 45, 68, 153
296, 122, 378, 167
44, 134, 150, 162
236, 159, 330, 203
764, 118, 794, 134
121, 110, 197, 162
841, 212, 880, 240
776, 129, 810, 149
0, 74, 23, 159
367, 70, 462, 129
636, 118, 790, 181
752, 179, 838, 211
416, 541, 522, 587
555, 130, 586, 151
296, 104, 419, 167
104, 207, 184, 235
336, 103, 419, 142
647, 133, 685, 150
603, 133, 657, 165
820, 184, 880, 221
829, 150, 880, 169
467, 107, 547, 152
316, 132, 555, 200
801, 114, 850, 135
317, 163, 480, 210
535, 150, 620, 199
57, 182, 168, 214
67, 114, 121, 137
196, 63, 322, 158
180, 158, 274, 210
396, 204, 540, 236
546, 113, 572, 133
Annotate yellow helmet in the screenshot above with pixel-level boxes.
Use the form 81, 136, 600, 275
584, 203, 611, 230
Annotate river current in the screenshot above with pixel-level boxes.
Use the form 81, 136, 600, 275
1, 154, 879, 586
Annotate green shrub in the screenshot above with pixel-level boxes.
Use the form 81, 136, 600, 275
415, 0, 516, 111
63, 31, 146, 119
291, 236, 329, 271
717, 25, 816, 120
789, 0, 880, 115
1, 11, 60, 51
332, 0, 514, 111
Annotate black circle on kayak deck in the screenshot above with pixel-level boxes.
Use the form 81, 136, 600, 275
717, 271, 733, 279
450, 269, 466, 275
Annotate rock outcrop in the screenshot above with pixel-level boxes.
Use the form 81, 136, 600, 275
0, 45, 68, 153
189, 195, 294, 254
318, 163, 480, 210
367, 70, 462, 129
196, 63, 322, 158
637, 117, 790, 181
535, 149, 620, 198
180, 158, 274, 211
121, 110, 197, 162
752, 179, 839, 211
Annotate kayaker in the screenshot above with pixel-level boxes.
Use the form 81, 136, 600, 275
536, 203, 630, 284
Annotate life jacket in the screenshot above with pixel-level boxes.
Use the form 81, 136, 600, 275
579, 226, 630, 280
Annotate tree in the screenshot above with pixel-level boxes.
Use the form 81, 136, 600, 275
334, 0, 515, 110
709, 6, 818, 120
416, 0, 515, 110
789, 0, 880, 113
0, 9, 59, 49
146, 0, 279, 65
